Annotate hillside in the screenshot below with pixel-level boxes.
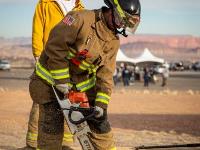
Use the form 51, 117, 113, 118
0, 37, 33, 67
120, 34, 200, 61
0, 34, 200, 67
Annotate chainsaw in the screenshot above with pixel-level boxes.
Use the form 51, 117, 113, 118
52, 86, 97, 150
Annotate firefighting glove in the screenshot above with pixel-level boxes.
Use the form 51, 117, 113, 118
55, 84, 71, 94
94, 106, 104, 118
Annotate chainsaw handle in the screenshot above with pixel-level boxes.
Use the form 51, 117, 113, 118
68, 106, 98, 125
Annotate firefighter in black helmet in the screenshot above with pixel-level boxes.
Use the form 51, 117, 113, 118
29, 0, 141, 149
104, 0, 141, 37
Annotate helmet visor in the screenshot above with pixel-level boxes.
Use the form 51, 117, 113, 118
123, 13, 140, 34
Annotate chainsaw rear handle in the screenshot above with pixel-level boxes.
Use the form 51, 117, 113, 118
68, 106, 98, 125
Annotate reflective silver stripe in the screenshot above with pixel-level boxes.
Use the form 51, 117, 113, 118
51, 72, 69, 77
95, 92, 110, 105
76, 76, 96, 92
36, 63, 55, 85
50, 68, 70, 79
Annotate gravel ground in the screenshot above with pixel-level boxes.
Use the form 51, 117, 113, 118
0, 69, 200, 150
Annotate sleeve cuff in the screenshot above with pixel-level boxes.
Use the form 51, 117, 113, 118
95, 92, 111, 109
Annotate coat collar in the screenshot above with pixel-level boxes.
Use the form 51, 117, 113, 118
92, 8, 119, 42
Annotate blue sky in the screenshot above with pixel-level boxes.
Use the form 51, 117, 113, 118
0, 0, 200, 38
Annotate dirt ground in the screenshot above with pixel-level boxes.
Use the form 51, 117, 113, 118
0, 88, 200, 150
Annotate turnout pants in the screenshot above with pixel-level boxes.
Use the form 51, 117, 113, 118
29, 77, 116, 150
37, 101, 116, 150
26, 102, 74, 148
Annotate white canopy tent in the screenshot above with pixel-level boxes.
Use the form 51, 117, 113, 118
134, 48, 164, 64
116, 49, 136, 64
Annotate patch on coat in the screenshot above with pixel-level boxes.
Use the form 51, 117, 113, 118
62, 15, 75, 26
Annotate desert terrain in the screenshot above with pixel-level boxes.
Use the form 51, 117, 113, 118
1, 34, 200, 69
0, 69, 200, 150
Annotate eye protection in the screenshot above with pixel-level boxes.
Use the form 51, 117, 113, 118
123, 13, 140, 34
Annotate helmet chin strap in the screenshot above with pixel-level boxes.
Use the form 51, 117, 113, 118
111, 9, 128, 37
116, 28, 128, 37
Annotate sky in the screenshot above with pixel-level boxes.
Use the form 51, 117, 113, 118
0, 0, 200, 38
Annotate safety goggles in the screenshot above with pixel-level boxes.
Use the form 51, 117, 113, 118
113, 10, 140, 34
124, 13, 140, 34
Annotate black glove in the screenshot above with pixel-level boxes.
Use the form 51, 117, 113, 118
94, 106, 104, 118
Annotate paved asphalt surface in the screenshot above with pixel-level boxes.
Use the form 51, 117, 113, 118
0, 69, 200, 91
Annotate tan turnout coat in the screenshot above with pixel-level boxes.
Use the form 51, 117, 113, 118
30, 8, 120, 109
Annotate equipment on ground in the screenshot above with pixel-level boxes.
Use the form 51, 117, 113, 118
52, 86, 97, 150
135, 143, 200, 150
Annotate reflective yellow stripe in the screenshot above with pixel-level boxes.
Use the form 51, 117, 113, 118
52, 74, 70, 80
37, 62, 51, 77
110, 147, 117, 150
36, 62, 71, 84
82, 61, 91, 67
66, 51, 76, 59
63, 138, 73, 142
63, 133, 73, 142
50, 68, 69, 74
96, 92, 110, 105
114, 0, 126, 18
79, 60, 91, 70
65, 49, 98, 92
95, 98, 109, 105
36, 62, 55, 85
97, 92, 110, 99
64, 133, 73, 138
27, 132, 37, 141
36, 62, 96, 92
66, 83, 73, 88
88, 67, 97, 74
76, 76, 96, 92
50, 68, 70, 79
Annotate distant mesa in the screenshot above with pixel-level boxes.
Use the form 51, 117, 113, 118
0, 34, 200, 68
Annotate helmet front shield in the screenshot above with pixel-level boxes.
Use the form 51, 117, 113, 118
113, 0, 141, 35
123, 13, 140, 34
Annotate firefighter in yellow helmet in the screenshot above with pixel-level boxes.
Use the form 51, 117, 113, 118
26, 0, 84, 149
29, 0, 141, 149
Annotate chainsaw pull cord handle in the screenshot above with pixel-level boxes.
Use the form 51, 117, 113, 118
68, 106, 98, 125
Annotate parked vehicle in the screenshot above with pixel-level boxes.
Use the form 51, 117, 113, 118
182, 61, 193, 70
153, 63, 169, 74
169, 62, 184, 71
0, 59, 11, 70
192, 61, 200, 71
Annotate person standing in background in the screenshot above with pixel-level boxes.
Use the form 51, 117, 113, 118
122, 64, 131, 86
161, 67, 169, 87
26, 0, 84, 149
143, 67, 149, 87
